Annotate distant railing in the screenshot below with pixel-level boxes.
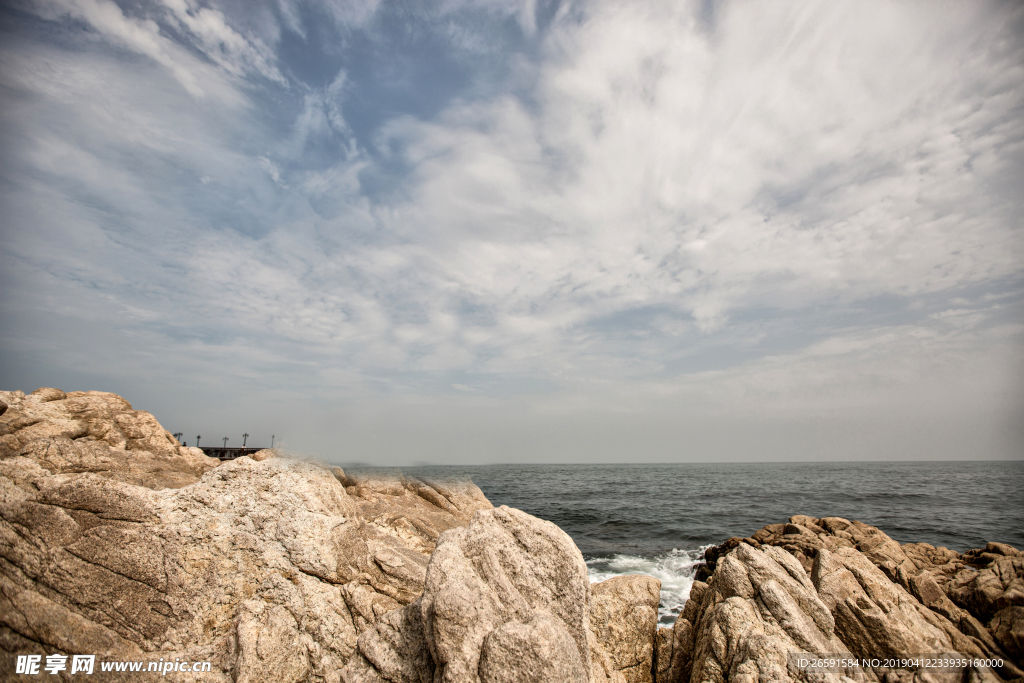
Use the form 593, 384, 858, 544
199, 447, 267, 461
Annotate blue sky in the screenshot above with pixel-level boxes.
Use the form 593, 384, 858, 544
1, 0, 1022, 464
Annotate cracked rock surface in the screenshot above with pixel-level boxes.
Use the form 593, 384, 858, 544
1, 388, 492, 682
343, 505, 599, 683
590, 575, 660, 683
340, 505, 654, 683
664, 516, 1024, 683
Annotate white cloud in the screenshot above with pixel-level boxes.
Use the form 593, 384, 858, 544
159, 0, 286, 84
31, 0, 206, 96
354, 0, 1023, 355
28, 0, 286, 97
2, 0, 1022, 461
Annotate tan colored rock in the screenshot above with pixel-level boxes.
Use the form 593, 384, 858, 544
947, 554, 1024, 622
813, 547, 967, 656
418, 505, 593, 683
0, 389, 220, 488
235, 602, 311, 683
686, 544, 857, 683
987, 542, 1021, 558
732, 516, 1024, 679
591, 629, 629, 683
343, 504, 623, 683
29, 387, 67, 402
1, 388, 493, 681
991, 606, 1024, 660
589, 575, 660, 683
477, 612, 589, 683
747, 515, 920, 587
654, 627, 674, 682
907, 570, 965, 623
341, 600, 434, 683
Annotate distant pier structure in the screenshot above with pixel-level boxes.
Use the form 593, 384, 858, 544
199, 447, 267, 461
178, 433, 274, 461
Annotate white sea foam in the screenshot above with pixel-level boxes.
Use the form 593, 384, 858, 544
587, 547, 710, 625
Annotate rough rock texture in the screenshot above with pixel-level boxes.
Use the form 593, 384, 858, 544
344, 505, 593, 683
670, 543, 858, 683
672, 516, 1024, 683
747, 517, 1024, 629
1, 388, 492, 681
420, 505, 593, 683
0, 388, 220, 489
991, 607, 1024, 661
655, 582, 703, 683
338, 600, 434, 683
589, 575, 660, 683
341, 505, 647, 683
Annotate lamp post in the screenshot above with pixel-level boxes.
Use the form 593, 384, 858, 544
243, 433, 249, 447
196, 435, 201, 447
223, 437, 228, 448
173, 432, 183, 444
271, 434, 275, 448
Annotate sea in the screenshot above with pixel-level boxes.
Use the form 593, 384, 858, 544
366, 460, 1024, 626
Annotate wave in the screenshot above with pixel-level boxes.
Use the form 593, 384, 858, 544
587, 547, 710, 625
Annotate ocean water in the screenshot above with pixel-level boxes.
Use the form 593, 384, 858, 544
382, 461, 1024, 625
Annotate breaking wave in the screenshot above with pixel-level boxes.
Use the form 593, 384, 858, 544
587, 546, 710, 625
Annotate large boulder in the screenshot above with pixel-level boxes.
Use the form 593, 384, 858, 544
0, 388, 492, 681
342, 505, 638, 683
420, 505, 592, 682
689, 517, 1024, 682
672, 543, 858, 683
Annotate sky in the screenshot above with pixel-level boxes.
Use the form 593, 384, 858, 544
1, 0, 1022, 465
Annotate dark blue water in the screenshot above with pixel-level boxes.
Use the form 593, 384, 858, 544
399, 461, 1023, 555
377, 460, 1023, 624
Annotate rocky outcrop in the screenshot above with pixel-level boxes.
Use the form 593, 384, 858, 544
342, 507, 667, 683
0, 388, 220, 489
342, 505, 599, 683
745, 517, 1024, 630
421, 506, 593, 683
669, 543, 858, 683
1, 388, 492, 681
667, 516, 1024, 683
590, 575, 660, 683
2, 386, 650, 683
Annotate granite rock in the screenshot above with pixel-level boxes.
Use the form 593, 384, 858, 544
1, 388, 492, 681
991, 606, 1024, 661
420, 505, 593, 683
697, 517, 1024, 682
342, 504, 624, 683
589, 575, 660, 683
681, 543, 857, 683
0, 388, 220, 489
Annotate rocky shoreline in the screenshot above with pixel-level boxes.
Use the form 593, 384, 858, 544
1, 388, 1021, 682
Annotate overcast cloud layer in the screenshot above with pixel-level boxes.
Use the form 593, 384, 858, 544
1, 0, 1022, 464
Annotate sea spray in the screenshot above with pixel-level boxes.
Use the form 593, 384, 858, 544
586, 546, 710, 625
